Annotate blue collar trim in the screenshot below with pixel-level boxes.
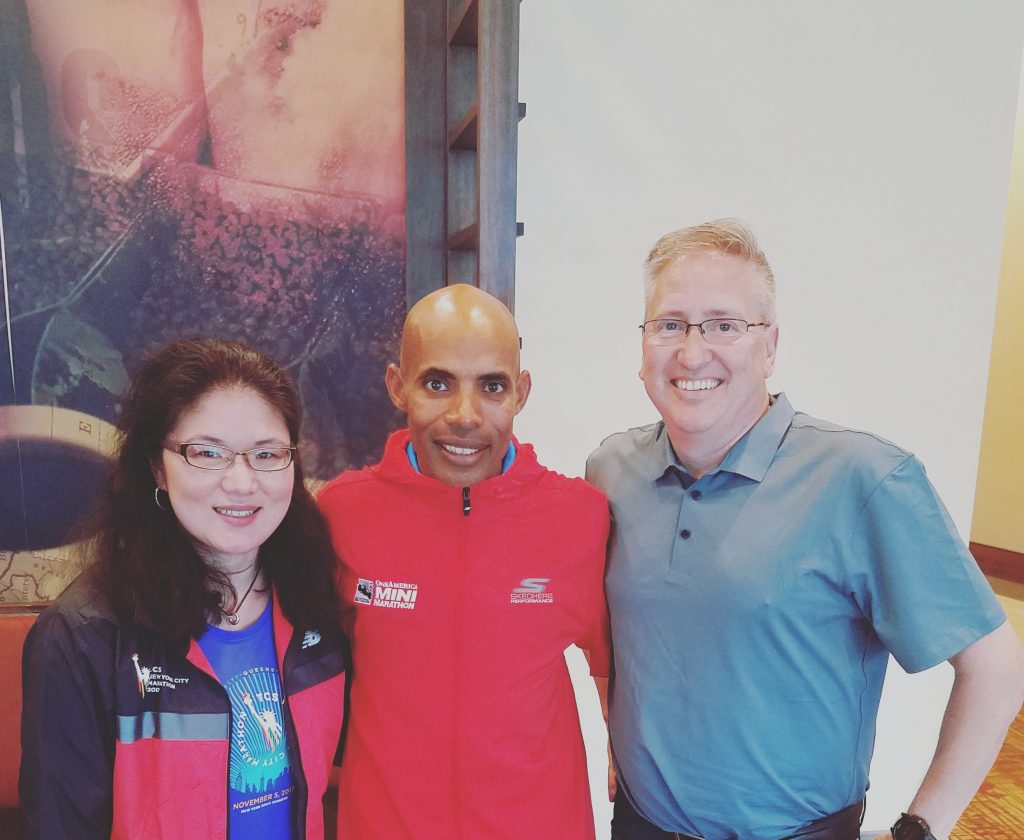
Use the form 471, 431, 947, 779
405, 441, 517, 476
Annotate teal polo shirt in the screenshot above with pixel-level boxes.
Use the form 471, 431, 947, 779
586, 394, 1004, 840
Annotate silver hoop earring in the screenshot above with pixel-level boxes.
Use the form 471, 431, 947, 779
154, 487, 169, 511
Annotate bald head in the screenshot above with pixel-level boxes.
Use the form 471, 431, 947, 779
399, 284, 521, 373
386, 284, 531, 486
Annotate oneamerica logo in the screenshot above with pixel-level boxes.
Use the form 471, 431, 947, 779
511, 577, 553, 604
354, 578, 419, 610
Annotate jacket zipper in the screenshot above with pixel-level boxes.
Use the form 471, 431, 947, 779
452, 486, 470, 840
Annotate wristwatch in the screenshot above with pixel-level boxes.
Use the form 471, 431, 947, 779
891, 812, 937, 840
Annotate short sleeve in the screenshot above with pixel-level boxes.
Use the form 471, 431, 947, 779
848, 455, 1005, 673
579, 492, 612, 678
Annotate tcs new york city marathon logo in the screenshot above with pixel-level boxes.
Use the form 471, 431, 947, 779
131, 653, 190, 696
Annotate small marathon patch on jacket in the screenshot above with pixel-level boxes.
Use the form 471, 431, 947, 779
510, 577, 554, 604
131, 653, 190, 696
355, 578, 419, 610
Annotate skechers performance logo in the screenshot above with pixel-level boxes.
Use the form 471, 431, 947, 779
511, 577, 553, 604
355, 577, 419, 610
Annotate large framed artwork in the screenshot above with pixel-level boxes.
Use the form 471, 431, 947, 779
1, 0, 524, 605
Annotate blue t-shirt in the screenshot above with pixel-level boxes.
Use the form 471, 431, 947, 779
586, 393, 1005, 840
198, 599, 296, 839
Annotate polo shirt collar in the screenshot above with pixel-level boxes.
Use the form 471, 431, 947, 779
638, 423, 681, 482
641, 392, 795, 484
716, 392, 794, 482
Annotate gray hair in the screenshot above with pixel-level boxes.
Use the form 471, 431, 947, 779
642, 218, 776, 323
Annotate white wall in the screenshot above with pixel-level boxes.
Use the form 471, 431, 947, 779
514, 3, 1024, 836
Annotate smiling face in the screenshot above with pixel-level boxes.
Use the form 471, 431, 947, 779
641, 250, 779, 473
386, 285, 531, 487
152, 386, 295, 572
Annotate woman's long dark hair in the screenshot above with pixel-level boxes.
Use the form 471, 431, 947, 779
95, 337, 342, 644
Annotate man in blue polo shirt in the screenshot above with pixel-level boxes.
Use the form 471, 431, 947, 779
586, 219, 1024, 840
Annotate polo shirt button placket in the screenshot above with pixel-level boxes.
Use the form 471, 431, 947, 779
679, 488, 699, 540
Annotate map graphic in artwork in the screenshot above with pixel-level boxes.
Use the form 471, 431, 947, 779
0, 547, 89, 605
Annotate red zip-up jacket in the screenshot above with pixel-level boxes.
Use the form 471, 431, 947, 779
319, 430, 610, 840
19, 565, 347, 839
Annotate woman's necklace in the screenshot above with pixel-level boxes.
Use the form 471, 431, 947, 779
222, 561, 261, 626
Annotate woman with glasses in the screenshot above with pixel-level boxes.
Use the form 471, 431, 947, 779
20, 337, 347, 840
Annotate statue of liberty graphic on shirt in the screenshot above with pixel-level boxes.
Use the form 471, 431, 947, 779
227, 667, 293, 799
242, 689, 284, 751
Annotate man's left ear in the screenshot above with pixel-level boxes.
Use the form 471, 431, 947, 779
514, 369, 532, 414
384, 362, 408, 412
763, 324, 780, 377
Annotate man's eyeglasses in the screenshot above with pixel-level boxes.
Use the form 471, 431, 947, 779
164, 442, 296, 472
639, 318, 771, 346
